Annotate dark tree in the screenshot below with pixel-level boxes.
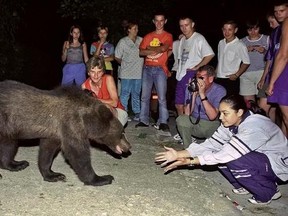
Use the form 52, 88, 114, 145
58, 0, 174, 43
0, 0, 27, 81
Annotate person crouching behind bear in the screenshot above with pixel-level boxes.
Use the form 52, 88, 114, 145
82, 56, 128, 126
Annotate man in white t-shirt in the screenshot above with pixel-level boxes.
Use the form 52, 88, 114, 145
175, 16, 215, 116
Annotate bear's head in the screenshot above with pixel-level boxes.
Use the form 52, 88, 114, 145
83, 103, 131, 154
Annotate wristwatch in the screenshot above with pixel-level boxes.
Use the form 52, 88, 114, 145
201, 96, 208, 102
188, 158, 195, 167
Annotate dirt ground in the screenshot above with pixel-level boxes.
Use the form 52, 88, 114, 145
0, 117, 287, 216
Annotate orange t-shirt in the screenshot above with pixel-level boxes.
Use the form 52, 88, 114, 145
83, 75, 124, 110
139, 31, 173, 76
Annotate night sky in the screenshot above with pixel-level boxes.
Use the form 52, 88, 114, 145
18, 0, 274, 89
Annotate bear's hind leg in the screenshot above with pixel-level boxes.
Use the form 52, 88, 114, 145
38, 139, 66, 182
62, 139, 114, 186
89, 175, 115, 186
0, 138, 29, 171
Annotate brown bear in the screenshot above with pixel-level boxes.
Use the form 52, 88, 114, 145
0, 80, 131, 186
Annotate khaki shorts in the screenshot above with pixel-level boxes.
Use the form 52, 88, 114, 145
239, 70, 263, 96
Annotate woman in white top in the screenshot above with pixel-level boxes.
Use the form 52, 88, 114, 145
155, 94, 288, 205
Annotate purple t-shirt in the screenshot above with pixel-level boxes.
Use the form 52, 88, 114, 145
191, 83, 226, 120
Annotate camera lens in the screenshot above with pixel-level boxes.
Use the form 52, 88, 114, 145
188, 77, 198, 92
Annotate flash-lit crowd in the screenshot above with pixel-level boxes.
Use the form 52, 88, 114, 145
61, 1, 288, 205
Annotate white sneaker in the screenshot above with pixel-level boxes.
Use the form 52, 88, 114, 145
173, 133, 182, 141
248, 190, 282, 205
191, 136, 197, 143
153, 124, 159, 130
133, 114, 140, 121
232, 187, 250, 195
173, 134, 196, 145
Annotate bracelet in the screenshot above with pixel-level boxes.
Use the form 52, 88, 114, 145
201, 96, 208, 102
234, 73, 239, 78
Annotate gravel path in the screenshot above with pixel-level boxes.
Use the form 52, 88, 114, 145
0, 119, 287, 216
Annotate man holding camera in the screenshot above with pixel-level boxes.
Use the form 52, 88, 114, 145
176, 65, 226, 148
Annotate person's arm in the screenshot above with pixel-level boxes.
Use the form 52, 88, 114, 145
148, 43, 170, 53
94, 41, 104, 57
139, 35, 156, 56
98, 75, 119, 107
236, 63, 250, 77
192, 54, 215, 71
226, 63, 250, 80
197, 80, 219, 120
104, 54, 114, 62
162, 125, 267, 171
226, 43, 250, 80
168, 50, 173, 58
254, 35, 269, 54
193, 121, 270, 166
155, 136, 222, 173
267, 18, 288, 96
82, 42, 89, 63
104, 45, 115, 62
115, 57, 122, 65
140, 39, 171, 56
155, 146, 191, 167
253, 45, 266, 54
81, 83, 85, 90
257, 60, 271, 89
163, 157, 200, 172
61, 41, 69, 62
139, 48, 157, 57
155, 124, 231, 172
114, 41, 122, 65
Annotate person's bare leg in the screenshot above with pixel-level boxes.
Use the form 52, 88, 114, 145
244, 95, 256, 102
175, 104, 184, 116
279, 105, 288, 137
258, 98, 276, 122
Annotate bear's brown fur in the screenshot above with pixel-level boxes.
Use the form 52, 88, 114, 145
0, 80, 131, 186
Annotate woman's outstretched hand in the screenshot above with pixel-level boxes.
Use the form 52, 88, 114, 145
162, 157, 190, 173
155, 146, 191, 173
156, 146, 196, 173
155, 146, 178, 167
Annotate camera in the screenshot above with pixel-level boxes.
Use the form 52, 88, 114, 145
188, 77, 203, 92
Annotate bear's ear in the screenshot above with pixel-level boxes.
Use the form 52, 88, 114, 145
98, 104, 114, 122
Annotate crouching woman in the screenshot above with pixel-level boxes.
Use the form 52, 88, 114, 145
155, 94, 288, 205
82, 56, 128, 126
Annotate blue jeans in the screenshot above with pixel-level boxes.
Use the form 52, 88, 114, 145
140, 66, 169, 125
120, 79, 142, 114
62, 63, 86, 86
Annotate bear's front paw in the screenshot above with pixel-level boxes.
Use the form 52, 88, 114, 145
7, 160, 29, 171
44, 172, 66, 182
86, 175, 115, 186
